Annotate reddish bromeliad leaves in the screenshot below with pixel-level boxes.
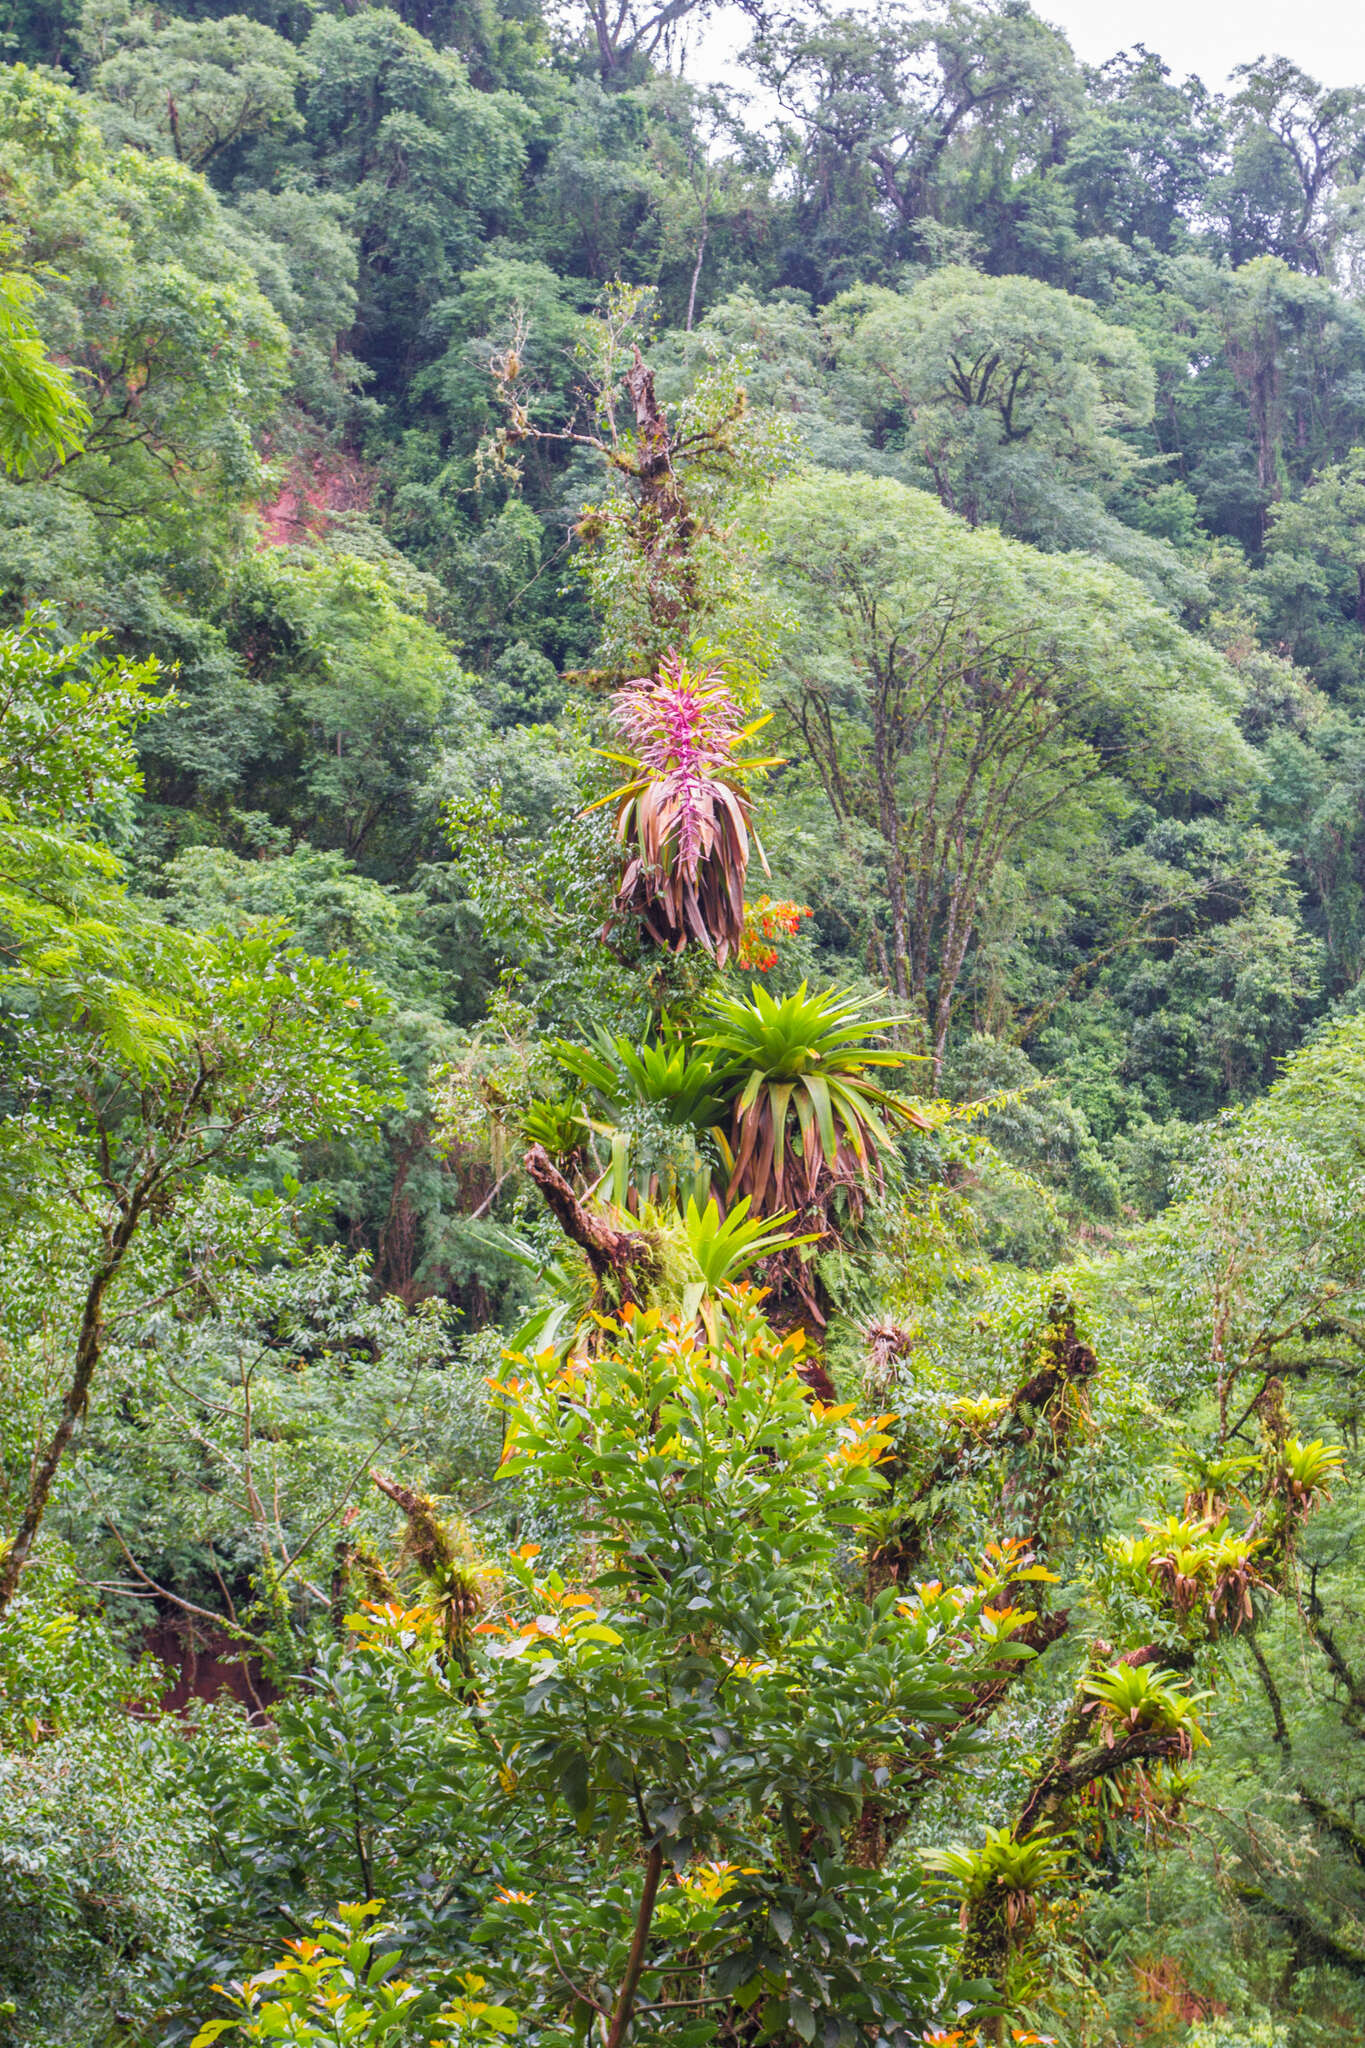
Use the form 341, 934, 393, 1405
594, 652, 777, 964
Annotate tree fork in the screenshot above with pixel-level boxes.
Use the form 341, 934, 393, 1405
1016, 1725, 1186, 1835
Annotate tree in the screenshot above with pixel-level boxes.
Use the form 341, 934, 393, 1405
1059, 45, 1220, 255
11, 10, 1365, 2039
0, 269, 88, 477
0, 0, 83, 67
1207, 256, 1365, 516
192, 1287, 1054, 2046
0, 1564, 208, 2040
228, 186, 367, 427
1072, 1015, 1365, 2029
301, 9, 526, 390
568, 0, 750, 87
868, 1248, 1348, 2039
83, 4, 314, 173
226, 541, 467, 863
491, 285, 790, 673
0, 65, 289, 552
828, 267, 1155, 532
0, 624, 397, 1612
750, 0, 1081, 295
1216, 57, 1365, 274
1267, 445, 1365, 625
0, 927, 396, 1612
36, 1232, 460, 1661
759, 469, 1253, 1073
0, 617, 179, 1061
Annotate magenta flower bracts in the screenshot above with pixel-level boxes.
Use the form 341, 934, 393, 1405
593, 652, 774, 964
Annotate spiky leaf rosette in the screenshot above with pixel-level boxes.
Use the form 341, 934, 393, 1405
554, 1023, 729, 1131
704, 982, 932, 1220
593, 652, 775, 963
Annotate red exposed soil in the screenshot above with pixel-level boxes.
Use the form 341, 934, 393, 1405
145, 1617, 276, 1718
258, 446, 372, 549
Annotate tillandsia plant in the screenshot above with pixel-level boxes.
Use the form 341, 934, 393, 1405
924, 1826, 1074, 2039
1107, 1516, 1268, 1638
1279, 1434, 1345, 1518
489, 1190, 818, 1361
554, 1025, 729, 1135
551, 1021, 728, 1210
1079, 1663, 1210, 1753
592, 652, 778, 964
925, 1826, 1072, 1949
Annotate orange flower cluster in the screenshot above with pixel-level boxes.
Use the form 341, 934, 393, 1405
923, 2031, 1054, 2046
737, 894, 812, 971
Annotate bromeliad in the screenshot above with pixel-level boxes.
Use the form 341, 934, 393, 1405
592, 652, 778, 963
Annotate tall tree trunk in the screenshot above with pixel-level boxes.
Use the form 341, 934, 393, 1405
685, 178, 710, 333
604, 1844, 665, 2048
0, 1191, 148, 1613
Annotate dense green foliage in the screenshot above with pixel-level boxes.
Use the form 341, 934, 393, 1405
7, 2, 1365, 2044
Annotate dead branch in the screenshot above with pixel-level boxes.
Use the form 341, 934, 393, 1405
524, 1144, 656, 1304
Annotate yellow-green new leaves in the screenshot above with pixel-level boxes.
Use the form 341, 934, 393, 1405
192, 1901, 517, 2047
0, 618, 184, 1066
0, 270, 89, 476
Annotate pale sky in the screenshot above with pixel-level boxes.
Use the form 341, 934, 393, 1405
1034, 0, 1365, 90
686, 0, 1365, 104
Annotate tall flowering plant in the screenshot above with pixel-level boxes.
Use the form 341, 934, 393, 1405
592, 652, 777, 964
